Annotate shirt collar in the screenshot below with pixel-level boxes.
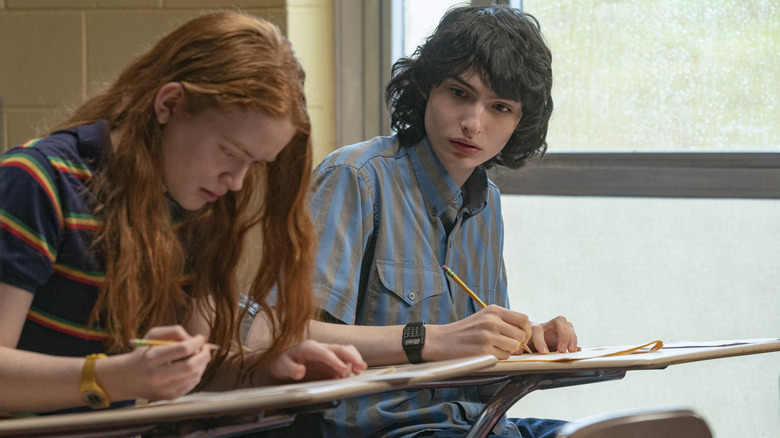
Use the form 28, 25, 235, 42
69, 120, 110, 171
406, 137, 489, 218
462, 166, 489, 215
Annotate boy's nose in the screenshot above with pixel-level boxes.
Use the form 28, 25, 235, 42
461, 106, 484, 137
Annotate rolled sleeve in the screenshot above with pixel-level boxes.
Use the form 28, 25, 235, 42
310, 163, 375, 324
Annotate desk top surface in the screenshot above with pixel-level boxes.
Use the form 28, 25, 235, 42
475, 338, 780, 375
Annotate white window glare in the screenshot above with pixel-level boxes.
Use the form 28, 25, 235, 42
522, 0, 780, 152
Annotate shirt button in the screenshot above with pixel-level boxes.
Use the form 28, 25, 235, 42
430, 208, 437, 216
453, 197, 460, 204
408, 290, 416, 301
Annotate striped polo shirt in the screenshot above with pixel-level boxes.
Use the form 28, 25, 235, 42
311, 135, 518, 437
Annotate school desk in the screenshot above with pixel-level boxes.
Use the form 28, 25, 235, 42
0, 354, 497, 437
408, 338, 780, 438
1, 339, 776, 437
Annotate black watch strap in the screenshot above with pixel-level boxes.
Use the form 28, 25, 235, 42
402, 321, 426, 364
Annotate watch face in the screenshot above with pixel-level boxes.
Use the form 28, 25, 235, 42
405, 325, 424, 338
83, 390, 106, 408
403, 338, 423, 347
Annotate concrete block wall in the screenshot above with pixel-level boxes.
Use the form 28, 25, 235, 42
0, 0, 335, 163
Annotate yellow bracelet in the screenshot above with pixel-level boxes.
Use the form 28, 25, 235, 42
80, 353, 110, 409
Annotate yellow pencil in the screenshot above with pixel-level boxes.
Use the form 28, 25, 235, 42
442, 264, 487, 308
441, 265, 533, 354
129, 338, 219, 350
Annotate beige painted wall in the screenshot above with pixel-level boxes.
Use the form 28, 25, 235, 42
287, 0, 334, 166
0, 0, 335, 163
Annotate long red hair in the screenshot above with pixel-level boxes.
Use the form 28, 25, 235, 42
55, 12, 314, 381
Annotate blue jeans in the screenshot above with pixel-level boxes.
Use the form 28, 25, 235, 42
418, 417, 567, 438
246, 414, 566, 437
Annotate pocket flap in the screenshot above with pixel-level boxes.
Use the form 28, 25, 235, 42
375, 259, 445, 306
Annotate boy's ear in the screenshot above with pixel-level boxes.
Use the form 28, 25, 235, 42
416, 83, 429, 101
154, 82, 185, 125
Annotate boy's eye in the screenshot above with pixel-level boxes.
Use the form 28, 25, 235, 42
494, 103, 511, 113
450, 87, 466, 98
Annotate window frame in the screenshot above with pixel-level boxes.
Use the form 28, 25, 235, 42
489, 153, 780, 199
333, 0, 392, 149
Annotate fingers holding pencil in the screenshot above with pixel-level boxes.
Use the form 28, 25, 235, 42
105, 325, 214, 402
442, 265, 532, 354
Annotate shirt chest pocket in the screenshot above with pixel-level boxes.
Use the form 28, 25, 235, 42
375, 259, 446, 306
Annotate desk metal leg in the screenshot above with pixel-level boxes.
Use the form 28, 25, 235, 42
465, 370, 626, 438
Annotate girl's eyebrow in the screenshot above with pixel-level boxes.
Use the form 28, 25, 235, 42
224, 137, 257, 161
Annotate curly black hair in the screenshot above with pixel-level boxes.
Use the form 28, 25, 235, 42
385, 5, 553, 170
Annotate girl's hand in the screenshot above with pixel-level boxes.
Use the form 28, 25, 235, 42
99, 325, 213, 402
263, 340, 367, 384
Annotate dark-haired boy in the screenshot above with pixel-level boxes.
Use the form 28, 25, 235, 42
251, 5, 579, 437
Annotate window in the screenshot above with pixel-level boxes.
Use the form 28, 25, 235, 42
524, 0, 780, 153
334, 0, 780, 198
495, 0, 780, 198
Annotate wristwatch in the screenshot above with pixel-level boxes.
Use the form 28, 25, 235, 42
80, 353, 110, 409
402, 321, 426, 364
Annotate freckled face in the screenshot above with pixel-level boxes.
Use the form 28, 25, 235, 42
156, 86, 296, 211
424, 70, 522, 186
